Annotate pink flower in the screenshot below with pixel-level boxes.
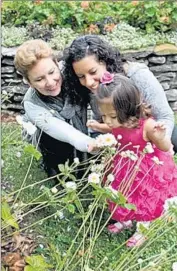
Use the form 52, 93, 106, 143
100, 72, 114, 85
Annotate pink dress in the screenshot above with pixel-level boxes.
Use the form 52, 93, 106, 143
109, 119, 177, 222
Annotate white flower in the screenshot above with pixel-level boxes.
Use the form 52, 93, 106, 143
2, 90, 8, 95
55, 210, 64, 219
1, 159, 4, 167
137, 258, 143, 264
16, 115, 24, 125
23, 122, 37, 135
39, 244, 44, 249
51, 187, 58, 194
117, 134, 122, 140
16, 115, 37, 135
95, 133, 117, 148
91, 163, 104, 173
120, 150, 138, 161
107, 174, 114, 183
16, 152, 21, 158
144, 142, 154, 153
164, 196, 177, 212
172, 262, 177, 271
65, 181, 77, 191
84, 266, 94, 271
73, 157, 80, 165
151, 156, 164, 165
88, 172, 100, 184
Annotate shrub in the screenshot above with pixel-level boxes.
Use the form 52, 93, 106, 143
1, 1, 177, 34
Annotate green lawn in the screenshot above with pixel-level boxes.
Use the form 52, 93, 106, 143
2, 122, 177, 271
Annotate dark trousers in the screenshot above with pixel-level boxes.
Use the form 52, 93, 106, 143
172, 125, 177, 154
39, 132, 74, 177
39, 132, 87, 178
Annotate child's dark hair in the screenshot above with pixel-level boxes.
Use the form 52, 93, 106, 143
61, 35, 125, 106
96, 74, 151, 128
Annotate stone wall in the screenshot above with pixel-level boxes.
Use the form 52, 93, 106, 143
1, 43, 177, 113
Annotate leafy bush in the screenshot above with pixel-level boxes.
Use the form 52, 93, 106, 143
1, 1, 177, 34
2, 23, 177, 51
2, 26, 29, 47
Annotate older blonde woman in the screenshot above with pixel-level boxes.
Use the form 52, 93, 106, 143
14, 39, 94, 177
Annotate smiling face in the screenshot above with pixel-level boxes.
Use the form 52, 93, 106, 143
98, 97, 120, 129
27, 57, 62, 96
72, 55, 107, 93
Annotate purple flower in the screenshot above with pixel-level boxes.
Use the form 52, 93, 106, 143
100, 71, 114, 85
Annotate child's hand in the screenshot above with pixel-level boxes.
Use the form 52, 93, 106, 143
152, 121, 167, 141
87, 119, 100, 131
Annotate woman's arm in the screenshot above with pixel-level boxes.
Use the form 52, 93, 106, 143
24, 101, 94, 152
125, 62, 174, 138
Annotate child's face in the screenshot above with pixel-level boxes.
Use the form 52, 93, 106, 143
99, 98, 120, 129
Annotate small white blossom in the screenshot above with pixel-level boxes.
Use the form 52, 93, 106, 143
16, 152, 21, 158
40, 185, 45, 190
120, 150, 138, 161
117, 134, 122, 140
73, 157, 80, 165
51, 187, 58, 194
151, 156, 164, 165
137, 258, 143, 264
39, 244, 44, 249
55, 210, 64, 219
23, 122, 37, 135
164, 196, 177, 212
172, 262, 177, 271
2, 90, 8, 95
1, 159, 4, 167
88, 172, 100, 184
95, 133, 117, 148
91, 163, 104, 173
144, 142, 154, 153
16, 115, 24, 125
107, 174, 114, 183
65, 181, 77, 191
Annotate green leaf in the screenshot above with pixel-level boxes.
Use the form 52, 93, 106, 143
24, 144, 42, 161
2, 201, 19, 229
58, 164, 65, 173
124, 203, 136, 210
67, 204, 76, 214
25, 255, 53, 270
68, 174, 76, 182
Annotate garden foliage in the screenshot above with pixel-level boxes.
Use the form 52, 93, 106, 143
2, 1, 177, 34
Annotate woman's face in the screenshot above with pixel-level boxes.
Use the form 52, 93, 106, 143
72, 55, 107, 93
27, 57, 62, 96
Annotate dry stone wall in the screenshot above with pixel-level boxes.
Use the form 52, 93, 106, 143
1, 44, 177, 113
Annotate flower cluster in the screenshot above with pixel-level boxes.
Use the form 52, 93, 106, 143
120, 150, 138, 161
95, 133, 117, 148
16, 115, 37, 136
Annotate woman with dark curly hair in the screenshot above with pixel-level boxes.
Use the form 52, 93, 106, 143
62, 35, 177, 153
14, 39, 95, 178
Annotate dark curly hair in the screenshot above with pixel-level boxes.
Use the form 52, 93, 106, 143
61, 35, 125, 107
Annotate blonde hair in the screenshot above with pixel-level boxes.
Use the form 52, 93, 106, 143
14, 39, 57, 79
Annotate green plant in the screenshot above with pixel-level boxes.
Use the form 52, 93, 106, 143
2, 1, 177, 34
2, 122, 177, 270
2, 25, 29, 47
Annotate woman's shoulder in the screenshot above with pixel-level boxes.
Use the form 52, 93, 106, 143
123, 61, 149, 77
